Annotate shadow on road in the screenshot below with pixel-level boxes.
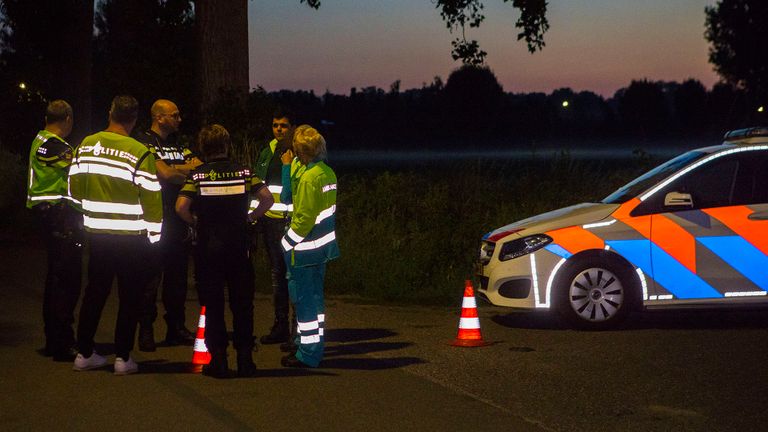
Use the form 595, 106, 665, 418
324, 341, 413, 357
325, 328, 398, 342
318, 327, 426, 370
490, 308, 768, 331
320, 356, 425, 370
627, 309, 768, 330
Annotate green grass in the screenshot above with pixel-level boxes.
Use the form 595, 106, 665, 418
3, 146, 653, 304
327, 155, 652, 304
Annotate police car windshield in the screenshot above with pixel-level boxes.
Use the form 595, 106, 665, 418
602, 150, 707, 204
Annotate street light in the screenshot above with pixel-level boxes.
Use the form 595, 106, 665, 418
18, 82, 27, 90
562, 100, 569, 108
758, 106, 765, 113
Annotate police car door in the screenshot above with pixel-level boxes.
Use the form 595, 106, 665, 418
643, 149, 768, 304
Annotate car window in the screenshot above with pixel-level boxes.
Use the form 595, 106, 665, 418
636, 152, 756, 214
602, 150, 706, 204
732, 151, 768, 205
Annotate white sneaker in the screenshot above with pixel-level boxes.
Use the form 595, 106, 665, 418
114, 357, 138, 375
73, 352, 107, 371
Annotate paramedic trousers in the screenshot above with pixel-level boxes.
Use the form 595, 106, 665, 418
286, 262, 326, 367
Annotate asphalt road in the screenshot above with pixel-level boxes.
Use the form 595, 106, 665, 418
2, 240, 767, 431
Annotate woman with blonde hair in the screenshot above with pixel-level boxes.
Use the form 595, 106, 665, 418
279, 125, 339, 368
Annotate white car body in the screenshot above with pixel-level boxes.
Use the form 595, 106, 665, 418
477, 128, 768, 328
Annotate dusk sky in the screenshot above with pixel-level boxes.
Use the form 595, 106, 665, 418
249, 0, 719, 98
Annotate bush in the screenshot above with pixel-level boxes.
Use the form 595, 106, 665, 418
0, 146, 29, 228
327, 155, 647, 304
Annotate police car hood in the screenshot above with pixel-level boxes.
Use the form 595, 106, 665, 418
486, 202, 620, 242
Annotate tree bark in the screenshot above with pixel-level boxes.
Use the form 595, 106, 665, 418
60, 0, 94, 142
195, 0, 249, 117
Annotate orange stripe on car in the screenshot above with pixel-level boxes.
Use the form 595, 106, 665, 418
612, 198, 652, 238
704, 206, 768, 255
547, 226, 605, 255
651, 214, 697, 273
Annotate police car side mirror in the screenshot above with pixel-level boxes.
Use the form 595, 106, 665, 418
664, 191, 693, 208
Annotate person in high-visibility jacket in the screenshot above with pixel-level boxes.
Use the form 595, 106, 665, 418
26, 99, 82, 362
68, 95, 163, 375
279, 125, 339, 368
251, 107, 295, 345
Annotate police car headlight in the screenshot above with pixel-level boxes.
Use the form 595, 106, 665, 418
499, 234, 552, 261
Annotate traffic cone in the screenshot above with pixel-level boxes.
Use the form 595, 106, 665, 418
191, 306, 211, 373
450, 280, 492, 347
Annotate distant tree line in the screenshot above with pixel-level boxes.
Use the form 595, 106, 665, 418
0, 0, 765, 154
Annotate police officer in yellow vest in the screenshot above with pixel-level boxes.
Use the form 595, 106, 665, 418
252, 108, 296, 345
26, 99, 82, 361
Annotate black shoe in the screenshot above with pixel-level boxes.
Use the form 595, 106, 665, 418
259, 323, 289, 345
279, 341, 297, 353
236, 351, 257, 377
52, 346, 78, 362
165, 325, 195, 346
281, 354, 309, 368
202, 353, 230, 379
138, 326, 156, 352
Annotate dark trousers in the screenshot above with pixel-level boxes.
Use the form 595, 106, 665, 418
139, 214, 190, 329
77, 233, 149, 359
253, 217, 289, 323
195, 244, 255, 354
35, 204, 82, 353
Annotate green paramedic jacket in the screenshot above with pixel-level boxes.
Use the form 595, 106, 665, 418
68, 131, 163, 243
252, 139, 293, 219
280, 159, 339, 267
26, 130, 77, 209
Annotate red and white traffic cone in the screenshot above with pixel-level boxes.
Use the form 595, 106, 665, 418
450, 280, 492, 347
191, 306, 211, 373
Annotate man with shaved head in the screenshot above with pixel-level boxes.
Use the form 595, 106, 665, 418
134, 99, 201, 351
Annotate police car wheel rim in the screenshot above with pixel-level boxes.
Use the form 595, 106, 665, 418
568, 267, 624, 323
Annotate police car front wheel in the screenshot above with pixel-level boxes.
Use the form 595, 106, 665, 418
555, 257, 638, 330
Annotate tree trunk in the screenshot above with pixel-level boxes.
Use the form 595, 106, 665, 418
195, 0, 249, 118
60, 0, 94, 142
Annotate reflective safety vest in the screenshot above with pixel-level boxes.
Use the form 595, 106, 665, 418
280, 160, 339, 266
26, 130, 77, 209
251, 139, 293, 219
68, 131, 163, 243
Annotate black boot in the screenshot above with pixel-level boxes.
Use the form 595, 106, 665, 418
202, 351, 229, 379
260, 317, 289, 345
236, 350, 257, 377
138, 325, 156, 352
165, 323, 195, 346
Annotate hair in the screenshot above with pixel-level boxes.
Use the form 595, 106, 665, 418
197, 124, 231, 158
272, 106, 296, 125
109, 95, 139, 124
293, 124, 327, 161
45, 100, 72, 124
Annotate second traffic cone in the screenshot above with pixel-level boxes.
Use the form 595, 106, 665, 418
191, 306, 211, 373
450, 280, 491, 347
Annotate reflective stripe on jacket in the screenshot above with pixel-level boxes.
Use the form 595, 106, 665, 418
280, 160, 339, 267
68, 131, 163, 243
251, 139, 293, 219
27, 130, 77, 209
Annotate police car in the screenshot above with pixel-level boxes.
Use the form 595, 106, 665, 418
477, 127, 768, 329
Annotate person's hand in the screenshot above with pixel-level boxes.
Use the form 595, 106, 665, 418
281, 149, 294, 165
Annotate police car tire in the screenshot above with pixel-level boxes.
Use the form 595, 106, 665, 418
555, 256, 639, 331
